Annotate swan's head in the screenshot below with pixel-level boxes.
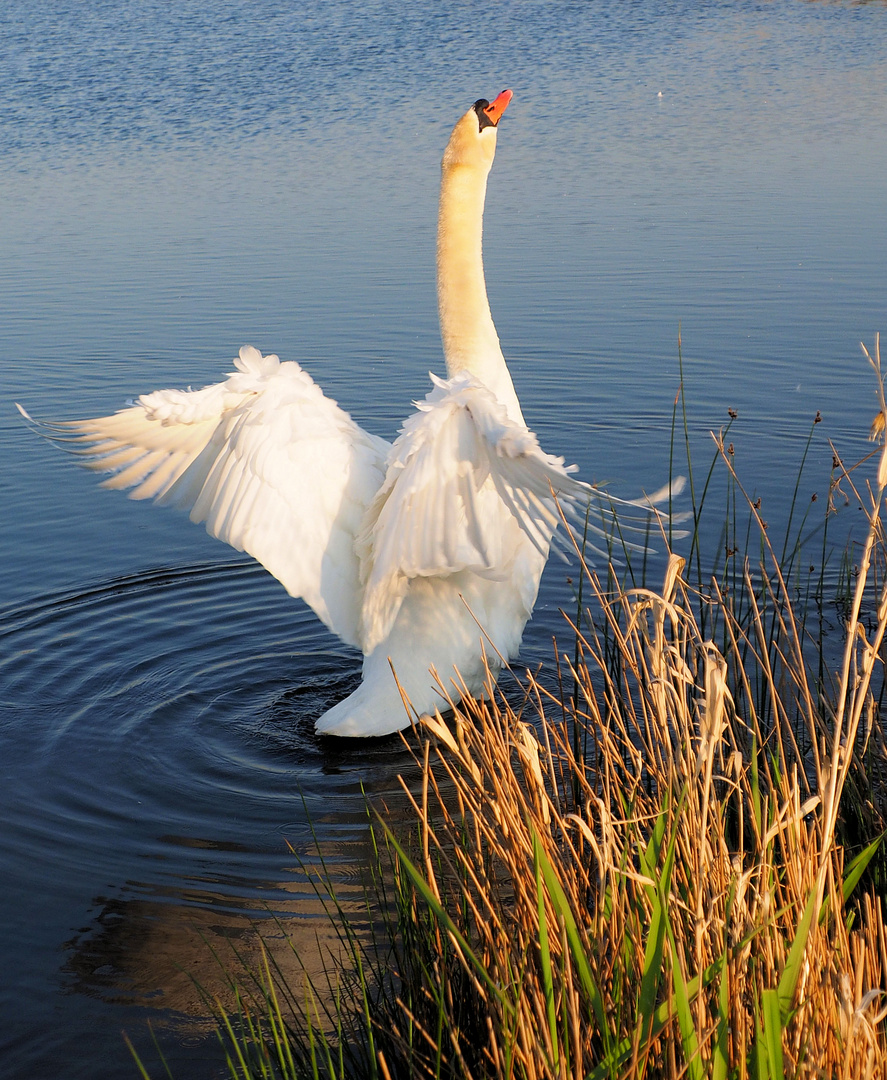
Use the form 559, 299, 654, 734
442, 90, 513, 173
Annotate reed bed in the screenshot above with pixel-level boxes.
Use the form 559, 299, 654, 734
387, 549, 887, 1078
136, 337, 887, 1079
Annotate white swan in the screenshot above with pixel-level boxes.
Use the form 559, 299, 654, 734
20, 91, 674, 737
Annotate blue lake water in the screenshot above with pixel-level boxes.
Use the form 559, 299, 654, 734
2, 1, 887, 1076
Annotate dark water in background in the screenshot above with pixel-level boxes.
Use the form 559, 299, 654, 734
2, 1, 887, 1076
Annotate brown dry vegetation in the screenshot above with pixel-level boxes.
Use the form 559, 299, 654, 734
365, 338, 887, 1078
385, 545, 887, 1078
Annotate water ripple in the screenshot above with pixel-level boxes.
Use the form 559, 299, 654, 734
0, 558, 415, 1058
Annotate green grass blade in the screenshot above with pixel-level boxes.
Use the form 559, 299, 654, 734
711, 960, 731, 1080
124, 1023, 178, 1080
760, 987, 786, 1079
819, 830, 886, 924
751, 1001, 766, 1080
532, 828, 611, 1049
635, 893, 666, 1070
643, 802, 668, 868
534, 847, 560, 1068
777, 885, 817, 1019
646, 795, 704, 1080
379, 816, 511, 1013
711, 881, 737, 1080
635, 808, 669, 1068
587, 953, 727, 1080
842, 830, 885, 901
663, 910, 703, 1080
123, 1036, 156, 1080
750, 740, 763, 837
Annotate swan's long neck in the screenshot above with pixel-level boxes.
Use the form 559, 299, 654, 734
437, 156, 524, 424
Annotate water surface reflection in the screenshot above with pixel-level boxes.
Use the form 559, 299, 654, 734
3, 0, 887, 1076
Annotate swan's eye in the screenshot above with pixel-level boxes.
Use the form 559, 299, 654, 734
473, 99, 496, 132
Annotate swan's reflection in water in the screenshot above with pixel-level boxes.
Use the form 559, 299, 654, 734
79, 781, 424, 1014
0, 563, 431, 1075
61, 835, 385, 1018
57, 761, 430, 1079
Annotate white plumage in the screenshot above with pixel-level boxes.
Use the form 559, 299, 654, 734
20, 91, 678, 737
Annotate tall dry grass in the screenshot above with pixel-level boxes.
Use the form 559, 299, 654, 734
391, 552, 886, 1077
363, 337, 887, 1080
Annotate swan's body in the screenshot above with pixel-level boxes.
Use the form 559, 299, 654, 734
21, 92, 672, 737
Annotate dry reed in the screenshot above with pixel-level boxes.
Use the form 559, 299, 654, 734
369, 336, 887, 1079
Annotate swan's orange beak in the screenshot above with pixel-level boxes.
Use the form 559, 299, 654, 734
483, 90, 513, 126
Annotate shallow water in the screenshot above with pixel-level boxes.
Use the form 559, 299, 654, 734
3, 1, 887, 1076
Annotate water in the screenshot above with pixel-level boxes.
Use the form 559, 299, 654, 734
2, 1, 887, 1076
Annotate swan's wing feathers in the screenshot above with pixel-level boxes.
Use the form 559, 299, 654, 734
572, 474, 691, 559
25, 347, 389, 648
358, 373, 590, 652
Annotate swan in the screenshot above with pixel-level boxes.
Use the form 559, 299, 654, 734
19, 91, 675, 737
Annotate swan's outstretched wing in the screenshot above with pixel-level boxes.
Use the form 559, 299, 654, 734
21, 347, 389, 649
356, 373, 588, 652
